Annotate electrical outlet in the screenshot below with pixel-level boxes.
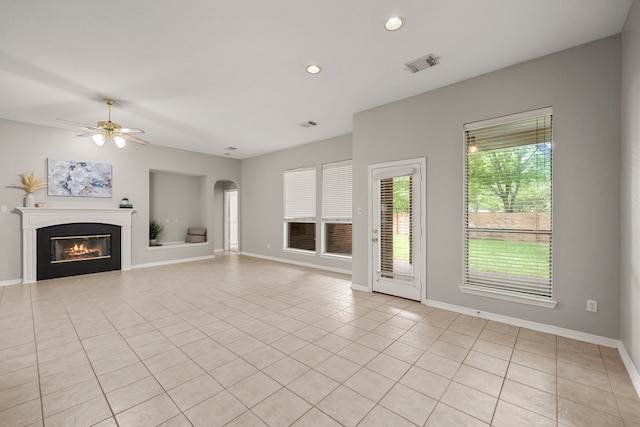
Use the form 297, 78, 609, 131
0, 205, 6, 212
587, 299, 598, 312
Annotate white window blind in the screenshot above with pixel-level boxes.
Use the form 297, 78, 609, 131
379, 174, 413, 282
284, 167, 316, 221
464, 109, 553, 299
323, 161, 352, 222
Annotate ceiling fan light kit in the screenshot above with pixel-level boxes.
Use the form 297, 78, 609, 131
91, 134, 105, 146
59, 98, 150, 148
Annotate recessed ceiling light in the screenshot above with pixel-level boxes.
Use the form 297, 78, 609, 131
385, 16, 404, 31
306, 65, 322, 74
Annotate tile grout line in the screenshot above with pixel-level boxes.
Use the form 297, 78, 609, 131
55, 284, 119, 425
29, 282, 46, 427
6, 254, 636, 426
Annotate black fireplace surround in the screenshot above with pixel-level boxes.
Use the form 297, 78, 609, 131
37, 223, 122, 280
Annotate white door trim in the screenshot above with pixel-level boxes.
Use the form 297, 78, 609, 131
368, 157, 426, 302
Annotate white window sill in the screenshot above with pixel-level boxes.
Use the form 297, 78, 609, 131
283, 248, 316, 256
321, 253, 352, 261
148, 241, 209, 250
459, 285, 557, 309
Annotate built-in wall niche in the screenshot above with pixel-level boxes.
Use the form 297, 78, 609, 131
149, 170, 207, 245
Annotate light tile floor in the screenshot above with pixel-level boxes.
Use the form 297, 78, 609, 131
0, 253, 638, 426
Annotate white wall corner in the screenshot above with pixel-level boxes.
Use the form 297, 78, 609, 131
618, 342, 640, 399
350, 283, 370, 292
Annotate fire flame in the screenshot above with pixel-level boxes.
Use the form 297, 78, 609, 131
64, 243, 102, 258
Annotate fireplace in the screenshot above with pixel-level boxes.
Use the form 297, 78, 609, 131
37, 223, 122, 280
50, 234, 111, 263
18, 207, 134, 284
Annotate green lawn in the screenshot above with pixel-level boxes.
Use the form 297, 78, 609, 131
393, 234, 411, 262
468, 239, 550, 278
392, 236, 549, 279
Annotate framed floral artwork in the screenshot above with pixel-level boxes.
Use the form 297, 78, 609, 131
47, 158, 112, 197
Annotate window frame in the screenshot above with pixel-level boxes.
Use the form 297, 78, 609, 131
460, 108, 556, 308
283, 166, 317, 254
321, 160, 353, 259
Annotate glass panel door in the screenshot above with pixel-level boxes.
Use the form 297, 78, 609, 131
371, 162, 423, 301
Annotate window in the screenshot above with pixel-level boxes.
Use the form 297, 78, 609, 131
322, 161, 352, 256
463, 108, 553, 304
284, 167, 316, 252
379, 174, 413, 280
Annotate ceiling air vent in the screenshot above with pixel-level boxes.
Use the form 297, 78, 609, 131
299, 120, 318, 128
405, 54, 438, 73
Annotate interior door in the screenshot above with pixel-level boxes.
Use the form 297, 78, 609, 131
371, 161, 423, 301
224, 190, 239, 251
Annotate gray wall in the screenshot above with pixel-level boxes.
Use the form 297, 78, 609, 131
241, 134, 352, 272
352, 36, 621, 338
0, 118, 240, 282
621, 0, 640, 376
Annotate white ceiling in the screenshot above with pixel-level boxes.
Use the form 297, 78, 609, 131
0, 0, 632, 159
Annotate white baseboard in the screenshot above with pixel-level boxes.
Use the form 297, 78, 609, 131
425, 299, 619, 348
425, 298, 640, 398
618, 343, 640, 398
0, 279, 22, 287
351, 282, 370, 292
132, 255, 215, 270
240, 252, 351, 275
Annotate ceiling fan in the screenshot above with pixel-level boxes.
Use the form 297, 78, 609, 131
58, 98, 150, 148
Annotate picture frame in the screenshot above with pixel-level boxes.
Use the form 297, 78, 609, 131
47, 158, 113, 198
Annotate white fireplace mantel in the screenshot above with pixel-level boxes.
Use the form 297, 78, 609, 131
17, 207, 135, 284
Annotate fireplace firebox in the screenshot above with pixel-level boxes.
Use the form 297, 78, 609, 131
37, 223, 122, 280
50, 234, 111, 263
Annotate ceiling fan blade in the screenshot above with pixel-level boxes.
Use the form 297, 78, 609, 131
119, 133, 150, 145
76, 131, 103, 137
57, 118, 98, 131
58, 100, 149, 146
118, 127, 145, 134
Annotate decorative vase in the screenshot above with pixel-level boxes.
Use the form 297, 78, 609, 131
149, 239, 158, 246
24, 193, 35, 208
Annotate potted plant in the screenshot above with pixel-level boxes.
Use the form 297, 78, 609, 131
149, 221, 165, 245
9, 172, 47, 207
